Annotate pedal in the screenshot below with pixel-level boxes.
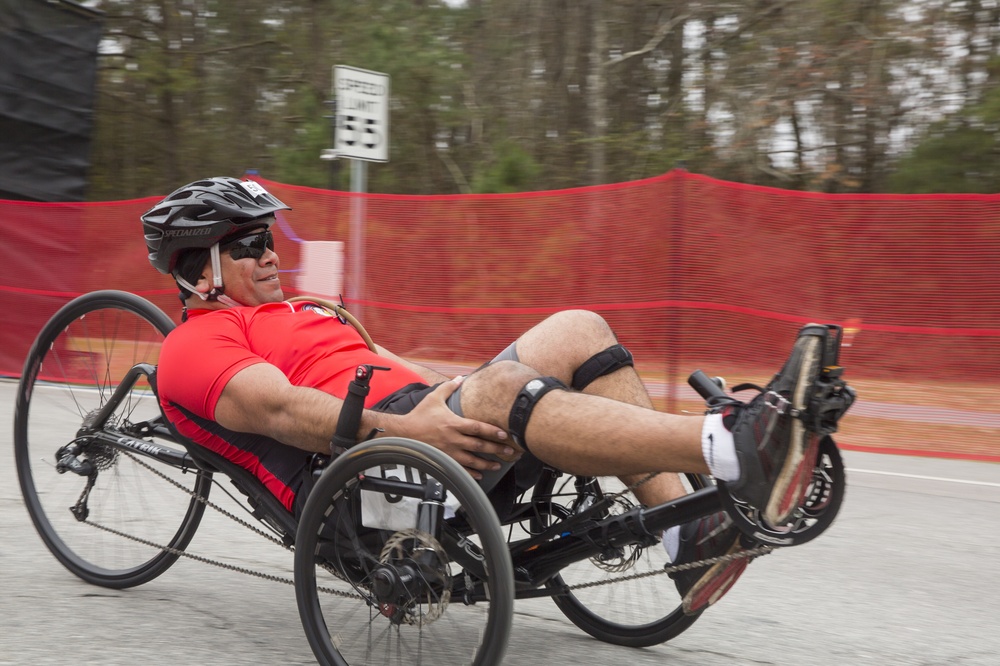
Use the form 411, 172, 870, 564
821, 323, 844, 367
807, 324, 856, 436
808, 375, 856, 435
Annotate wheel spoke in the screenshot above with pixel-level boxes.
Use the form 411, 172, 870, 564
295, 438, 513, 665
530, 474, 701, 647
15, 291, 210, 589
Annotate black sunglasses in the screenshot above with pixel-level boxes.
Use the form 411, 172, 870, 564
221, 230, 275, 261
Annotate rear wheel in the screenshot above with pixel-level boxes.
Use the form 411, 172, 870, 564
295, 437, 514, 666
539, 472, 709, 647
13, 290, 211, 588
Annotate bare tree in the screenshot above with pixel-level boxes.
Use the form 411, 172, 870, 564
85, 0, 1000, 197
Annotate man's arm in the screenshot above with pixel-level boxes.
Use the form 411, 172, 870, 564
213, 362, 515, 479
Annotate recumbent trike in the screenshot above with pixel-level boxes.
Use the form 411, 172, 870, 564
14, 290, 850, 665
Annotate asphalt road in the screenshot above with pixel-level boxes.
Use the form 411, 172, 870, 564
2, 377, 998, 665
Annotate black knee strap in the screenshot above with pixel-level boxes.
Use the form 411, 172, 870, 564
571, 344, 634, 390
508, 376, 567, 454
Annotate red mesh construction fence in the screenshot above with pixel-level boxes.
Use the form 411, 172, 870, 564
4, 170, 999, 460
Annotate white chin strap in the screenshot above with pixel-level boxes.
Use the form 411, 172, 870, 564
176, 243, 245, 309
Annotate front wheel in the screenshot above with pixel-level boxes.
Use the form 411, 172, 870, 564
13, 290, 211, 588
294, 437, 514, 666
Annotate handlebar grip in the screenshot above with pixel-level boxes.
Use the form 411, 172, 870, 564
331, 364, 390, 452
688, 370, 727, 401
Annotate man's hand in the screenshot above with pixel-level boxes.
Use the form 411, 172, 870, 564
393, 378, 516, 480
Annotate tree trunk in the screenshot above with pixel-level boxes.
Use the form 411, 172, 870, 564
587, 0, 607, 185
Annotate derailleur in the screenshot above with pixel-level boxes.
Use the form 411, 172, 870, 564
55, 441, 95, 477
53, 442, 98, 522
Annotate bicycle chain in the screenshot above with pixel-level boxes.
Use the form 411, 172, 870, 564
78, 449, 362, 601
567, 544, 773, 591
121, 450, 293, 548
79, 453, 771, 598
548, 471, 773, 591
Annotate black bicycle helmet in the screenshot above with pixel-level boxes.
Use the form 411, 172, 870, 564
141, 176, 290, 274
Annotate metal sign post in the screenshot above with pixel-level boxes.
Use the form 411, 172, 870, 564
349, 159, 367, 319
333, 65, 391, 320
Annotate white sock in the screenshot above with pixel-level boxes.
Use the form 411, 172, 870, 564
662, 526, 680, 562
702, 413, 740, 482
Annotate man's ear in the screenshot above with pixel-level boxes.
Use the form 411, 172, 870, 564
193, 267, 213, 295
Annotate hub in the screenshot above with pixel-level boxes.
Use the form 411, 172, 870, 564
370, 562, 421, 625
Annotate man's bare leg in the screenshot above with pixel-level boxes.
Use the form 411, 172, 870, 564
468, 310, 697, 505
460, 360, 708, 475
458, 317, 847, 616
584, 370, 689, 507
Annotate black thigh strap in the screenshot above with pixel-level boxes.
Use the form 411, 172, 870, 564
571, 344, 634, 390
508, 376, 567, 453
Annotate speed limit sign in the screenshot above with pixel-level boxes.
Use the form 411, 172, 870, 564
334, 65, 390, 163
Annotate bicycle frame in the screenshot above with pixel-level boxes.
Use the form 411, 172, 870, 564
507, 485, 722, 595
79, 357, 841, 609
71, 361, 723, 605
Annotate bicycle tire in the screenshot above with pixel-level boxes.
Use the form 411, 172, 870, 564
295, 437, 514, 666
14, 290, 211, 588
541, 473, 708, 647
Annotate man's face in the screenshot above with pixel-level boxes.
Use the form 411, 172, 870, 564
198, 226, 284, 306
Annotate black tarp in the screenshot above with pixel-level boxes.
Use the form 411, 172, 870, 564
0, 0, 103, 201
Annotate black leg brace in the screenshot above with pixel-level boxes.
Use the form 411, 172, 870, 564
571, 344, 634, 390
507, 376, 567, 453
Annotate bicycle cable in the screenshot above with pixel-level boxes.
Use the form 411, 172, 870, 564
77, 451, 771, 598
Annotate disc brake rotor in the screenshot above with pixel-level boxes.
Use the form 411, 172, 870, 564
378, 528, 452, 626
588, 494, 643, 573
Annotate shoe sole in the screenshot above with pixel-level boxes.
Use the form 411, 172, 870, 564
681, 542, 749, 615
762, 331, 822, 527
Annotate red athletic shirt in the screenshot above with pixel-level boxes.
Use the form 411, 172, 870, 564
157, 300, 426, 510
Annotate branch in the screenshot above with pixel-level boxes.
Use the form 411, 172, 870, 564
697, 0, 800, 58
605, 14, 690, 67
436, 148, 472, 194
756, 161, 794, 181
194, 40, 280, 56
764, 139, 868, 155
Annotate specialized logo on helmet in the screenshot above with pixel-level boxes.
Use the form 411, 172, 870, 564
163, 227, 213, 237
240, 180, 269, 198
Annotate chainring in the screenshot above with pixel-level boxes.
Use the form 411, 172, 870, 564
719, 435, 846, 547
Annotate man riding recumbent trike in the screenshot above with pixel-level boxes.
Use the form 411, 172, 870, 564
14, 177, 854, 665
